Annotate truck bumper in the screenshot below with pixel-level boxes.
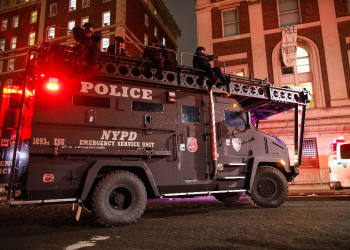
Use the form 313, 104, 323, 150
287, 165, 300, 181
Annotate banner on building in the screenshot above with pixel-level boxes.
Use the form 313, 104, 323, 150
281, 25, 297, 67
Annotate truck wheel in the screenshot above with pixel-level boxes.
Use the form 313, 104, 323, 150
247, 166, 288, 208
90, 170, 147, 226
213, 193, 242, 203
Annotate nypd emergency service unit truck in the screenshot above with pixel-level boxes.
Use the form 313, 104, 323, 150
0, 43, 310, 226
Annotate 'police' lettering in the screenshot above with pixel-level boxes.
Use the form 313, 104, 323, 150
80, 82, 152, 100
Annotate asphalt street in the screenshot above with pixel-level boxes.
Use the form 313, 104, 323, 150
0, 192, 349, 250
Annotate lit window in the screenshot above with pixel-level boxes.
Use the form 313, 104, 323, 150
145, 14, 149, 26
154, 26, 158, 38
82, 0, 90, 8
12, 16, 19, 28
50, 3, 57, 17
0, 39, 5, 52
278, 0, 301, 27
10, 37, 17, 49
29, 32, 36, 45
163, 37, 166, 47
69, 0, 76, 11
296, 47, 310, 73
8, 58, 15, 71
81, 17, 89, 26
144, 34, 148, 46
101, 38, 109, 52
1, 18, 8, 31
49, 27, 55, 39
31, 11, 37, 23
154, 9, 157, 15
103, 11, 110, 26
68, 20, 75, 35
0, 61, 3, 73
222, 9, 239, 37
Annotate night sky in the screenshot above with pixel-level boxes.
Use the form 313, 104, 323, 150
162, 0, 197, 67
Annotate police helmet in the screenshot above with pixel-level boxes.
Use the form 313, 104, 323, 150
196, 46, 205, 52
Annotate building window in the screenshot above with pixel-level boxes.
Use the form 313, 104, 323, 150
68, 20, 75, 34
296, 47, 310, 73
0, 39, 5, 52
29, 32, 36, 45
222, 8, 239, 37
8, 58, 15, 71
69, 0, 76, 11
81, 17, 89, 26
31, 11, 37, 23
144, 34, 148, 46
103, 11, 110, 26
101, 38, 109, 52
145, 13, 149, 27
12, 16, 19, 28
154, 26, 158, 38
154, 9, 157, 15
49, 27, 55, 39
50, 3, 57, 17
0, 61, 3, 73
10, 37, 17, 49
1, 18, 8, 31
278, 0, 301, 27
82, 0, 90, 8
163, 37, 166, 47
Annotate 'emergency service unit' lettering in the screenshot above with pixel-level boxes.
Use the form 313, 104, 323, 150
80, 81, 152, 100
79, 130, 155, 148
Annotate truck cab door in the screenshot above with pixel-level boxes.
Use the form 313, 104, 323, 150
215, 101, 251, 161
177, 95, 207, 180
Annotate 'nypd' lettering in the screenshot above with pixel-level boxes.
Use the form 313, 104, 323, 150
80, 81, 152, 100
100, 130, 137, 141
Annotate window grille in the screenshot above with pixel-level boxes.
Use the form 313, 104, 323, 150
300, 137, 320, 168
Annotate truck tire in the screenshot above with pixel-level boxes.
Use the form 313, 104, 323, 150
213, 193, 242, 203
90, 170, 147, 226
246, 166, 288, 208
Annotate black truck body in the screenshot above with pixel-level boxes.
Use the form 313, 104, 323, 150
0, 43, 310, 226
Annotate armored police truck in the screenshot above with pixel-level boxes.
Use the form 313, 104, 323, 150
0, 42, 310, 226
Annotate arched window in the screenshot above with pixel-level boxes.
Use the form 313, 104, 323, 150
272, 37, 326, 108
281, 46, 314, 108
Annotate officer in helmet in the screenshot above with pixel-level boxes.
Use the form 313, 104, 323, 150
193, 46, 229, 87
143, 39, 175, 69
107, 36, 129, 56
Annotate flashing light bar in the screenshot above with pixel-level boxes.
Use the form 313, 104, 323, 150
333, 136, 345, 143
46, 82, 59, 91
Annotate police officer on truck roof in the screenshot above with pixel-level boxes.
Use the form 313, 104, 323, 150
107, 36, 129, 56
82, 22, 102, 44
72, 26, 100, 71
143, 39, 176, 69
193, 46, 230, 87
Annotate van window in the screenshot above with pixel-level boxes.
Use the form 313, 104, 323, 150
182, 106, 200, 123
132, 101, 163, 113
73, 95, 110, 108
340, 144, 350, 159
225, 111, 246, 131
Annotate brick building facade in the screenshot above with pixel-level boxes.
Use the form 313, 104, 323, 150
196, 0, 350, 183
0, 0, 180, 86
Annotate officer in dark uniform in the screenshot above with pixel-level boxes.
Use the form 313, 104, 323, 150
107, 36, 129, 56
72, 25, 100, 70
193, 46, 229, 86
143, 39, 174, 69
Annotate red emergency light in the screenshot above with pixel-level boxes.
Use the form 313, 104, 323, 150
3, 85, 34, 96
333, 136, 345, 143
167, 91, 176, 103
46, 82, 59, 91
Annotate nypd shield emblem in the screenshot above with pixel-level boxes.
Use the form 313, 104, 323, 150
232, 138, 241, 152
187, 137, 198, 153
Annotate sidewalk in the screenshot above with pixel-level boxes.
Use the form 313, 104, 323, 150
288, 183, 350, 196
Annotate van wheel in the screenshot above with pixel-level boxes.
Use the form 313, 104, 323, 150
246, 166, 288, 208
213, 193, 242, 203
91, 170, 147, 226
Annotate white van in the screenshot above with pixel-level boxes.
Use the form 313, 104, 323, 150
328, 137, 350, 189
